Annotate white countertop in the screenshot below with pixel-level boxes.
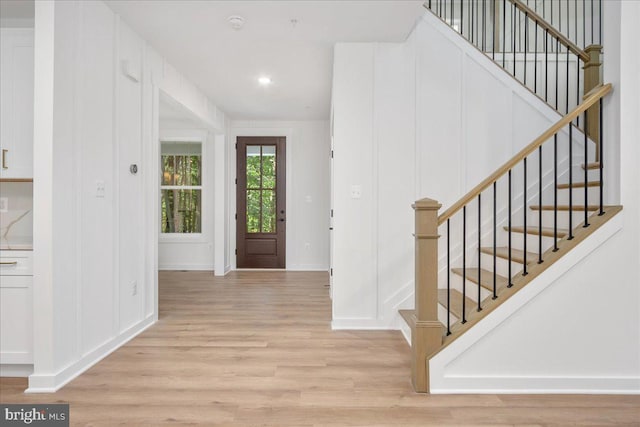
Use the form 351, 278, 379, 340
0, 236, 33, 251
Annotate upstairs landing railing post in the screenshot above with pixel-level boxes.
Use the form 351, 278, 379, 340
412, 198, 444, 393
583, 44, 603, 160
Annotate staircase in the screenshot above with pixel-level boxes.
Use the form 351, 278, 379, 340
401, 0, 621, 393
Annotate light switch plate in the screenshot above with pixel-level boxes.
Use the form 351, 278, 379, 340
350, 185, 362, 199
0, 197, 7, 213
96, 181, 106, 198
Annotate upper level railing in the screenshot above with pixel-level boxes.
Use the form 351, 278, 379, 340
517, 0, 602, 48
424, 0, 602, 130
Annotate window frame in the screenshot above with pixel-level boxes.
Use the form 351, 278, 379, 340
159, 135, 206, 242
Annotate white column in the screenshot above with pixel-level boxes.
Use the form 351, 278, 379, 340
31, 0, 56, 385
214, 133, 227, 276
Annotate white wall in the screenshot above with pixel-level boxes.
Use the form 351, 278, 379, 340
331, 0, 639, 392
331, 11, 591, 329
157, 127, 215, 271
331, 42, 416, 328
429, 1, 640, 393
30, 0, 225, 392
228, 121, 330, 271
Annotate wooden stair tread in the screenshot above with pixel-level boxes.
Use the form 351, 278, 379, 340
557, 181, 600, 189
480, 246, 537, 264
398, 309, 415, 327
437, 206, 624, 356
531, 204, 600, 211
505, 225, 569, 238
437, 289, 475, 319
451, 267, 509, 292
582, 162, 600, 170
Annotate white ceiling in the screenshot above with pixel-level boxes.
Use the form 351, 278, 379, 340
0, 0, 34, 25
106, 0, 426, 121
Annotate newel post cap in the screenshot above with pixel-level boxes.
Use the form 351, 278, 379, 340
413, 198, 442, 211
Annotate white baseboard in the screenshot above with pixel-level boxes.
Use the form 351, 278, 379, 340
331, 318, 398, 330
158, 264, 214, 271
430, 375, 640, 395
286, 265, 329, 271
0, 364, 33, 377
26, 316, 155, 393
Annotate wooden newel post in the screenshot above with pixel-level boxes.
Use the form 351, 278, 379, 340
411, 198, 444, 393
583, 44, 603, 160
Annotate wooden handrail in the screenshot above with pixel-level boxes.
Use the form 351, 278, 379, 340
438, 83, 612, 225
507, 0, 590, 63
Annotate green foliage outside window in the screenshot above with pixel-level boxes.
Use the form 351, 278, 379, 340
246, 146, 276, 234
161, 148, 202, 234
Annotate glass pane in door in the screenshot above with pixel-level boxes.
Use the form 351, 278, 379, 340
245, 145, 278, 234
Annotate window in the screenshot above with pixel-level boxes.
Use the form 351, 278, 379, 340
246, 145, 277, 234
160, 141, 202, 234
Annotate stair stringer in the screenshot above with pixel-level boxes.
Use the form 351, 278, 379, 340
427, 212, 639, 394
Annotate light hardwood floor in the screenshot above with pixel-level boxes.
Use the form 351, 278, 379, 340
1, 271, 638, 426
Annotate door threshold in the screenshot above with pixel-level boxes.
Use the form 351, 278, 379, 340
235, 268, 287, 271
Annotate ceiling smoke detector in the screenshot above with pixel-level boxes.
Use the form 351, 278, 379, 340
228, 15, 245, 30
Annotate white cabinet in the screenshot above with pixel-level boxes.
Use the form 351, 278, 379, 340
0, 251, 33, 366
0, 28, 34, 179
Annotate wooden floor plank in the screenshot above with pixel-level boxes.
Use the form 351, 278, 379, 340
1, 270, 638, 426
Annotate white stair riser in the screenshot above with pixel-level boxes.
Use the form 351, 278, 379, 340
480, 252, 527, 280
530, 209, 599, 229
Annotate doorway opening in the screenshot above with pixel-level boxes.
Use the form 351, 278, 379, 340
236, 137, 286, 268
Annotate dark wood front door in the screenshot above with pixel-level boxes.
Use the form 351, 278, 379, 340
236, 137, 286, 268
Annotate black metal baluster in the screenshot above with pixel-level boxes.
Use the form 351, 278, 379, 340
483, 0, 486, 52
591, 0, 594, 45
553, 134, 559, 251
534, 22, 538, 94
538, 146, 543, 263
599, 0, 602, 45
555, 38, 559, 111
566, 0, 570, 44
477, 194, 482, 312
566, 46, 570, 115
512, 4, 516, 76
524, 12, 528, 86
599, 98, 604, 216
491, 0, 495, 60
461, 0, 464, 36
575, 0, 578, 47
452, 0, 455, 33
583, 0, 586, 48
462, 206, 467, 324
576, 58, 581, 128
508, 169, 513, 287
493, 181, 497, 299
545, 29, 549, 103
569, 124, 574, 239
447, 218, 451, 335
471, 0, 474, 44
502, 0, 506, 68
523, 157, 528, 276
584, 110, 590, 227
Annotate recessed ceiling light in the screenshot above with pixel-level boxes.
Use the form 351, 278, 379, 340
258, 76, 272, 86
